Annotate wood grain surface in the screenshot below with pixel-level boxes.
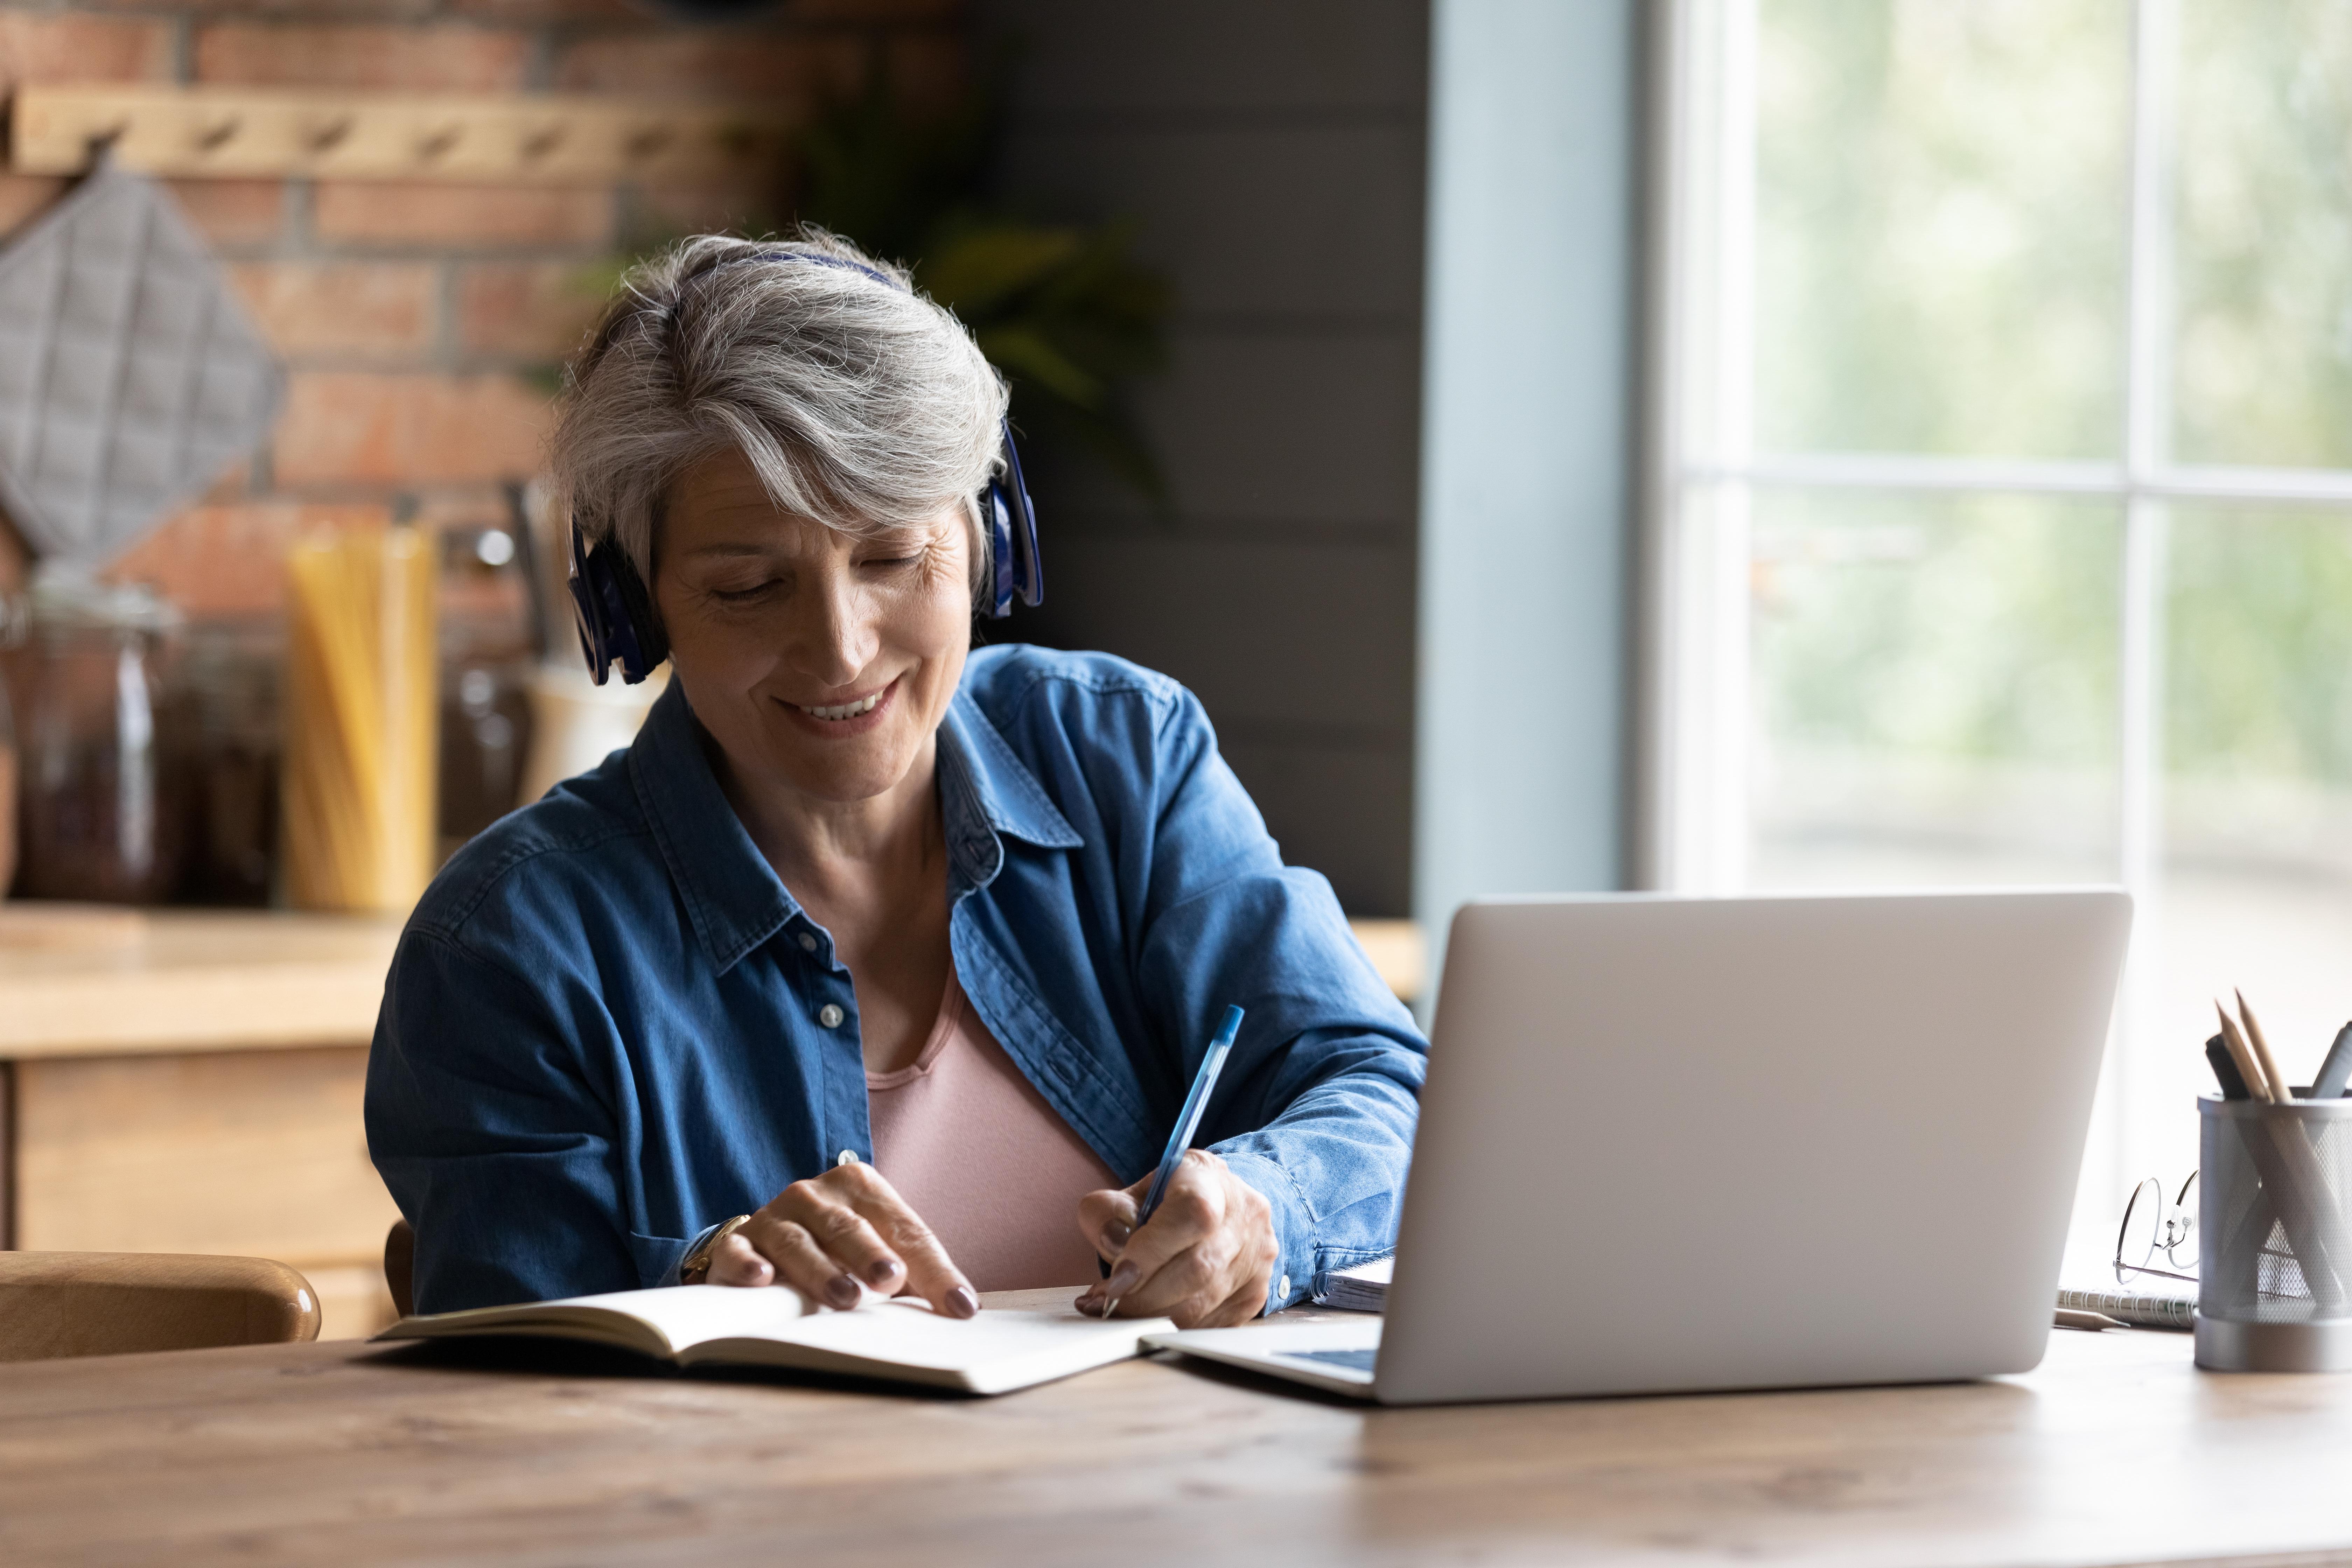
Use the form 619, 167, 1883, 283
0, 1251, 321, 1362
0, 908, 401, 1059
2, 1292, 2349, 1568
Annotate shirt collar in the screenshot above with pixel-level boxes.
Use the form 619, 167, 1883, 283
936, 688, 1083, 893
630, 678, 1082, 973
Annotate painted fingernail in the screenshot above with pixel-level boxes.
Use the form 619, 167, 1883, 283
823, 1274, 861, 1309
1100, 1220, 1131, 1252
866, 1257, 900, 1286
946, 1286, 980, 1320
1105, 1261, 1142, 1296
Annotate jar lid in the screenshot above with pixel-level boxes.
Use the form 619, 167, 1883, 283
26, 565, 182, 634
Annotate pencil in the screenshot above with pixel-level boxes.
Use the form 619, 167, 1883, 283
1101, 1005, 1245, 1320
2235, 989, 2296, 1103
2216, 1003, 2275, 1104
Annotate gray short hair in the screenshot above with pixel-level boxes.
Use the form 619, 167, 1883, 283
550, 230, 1009, 593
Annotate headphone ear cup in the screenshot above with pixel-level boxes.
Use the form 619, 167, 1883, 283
986, 484, 1016, 619
998, 424, 1043, 610
605, 549, 669, 673
568, 519, 619, 685
568, 520, 666, 684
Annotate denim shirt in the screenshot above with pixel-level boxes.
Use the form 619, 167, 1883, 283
366, 645, 1427, 1314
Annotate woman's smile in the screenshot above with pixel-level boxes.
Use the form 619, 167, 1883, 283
778, 678, 898, 737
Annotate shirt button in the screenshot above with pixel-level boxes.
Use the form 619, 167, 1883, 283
818, 1003, 845, 1029
1278, 1274, 1292, 1301
836, 1149, 860, 1167
798, 932, 818, 953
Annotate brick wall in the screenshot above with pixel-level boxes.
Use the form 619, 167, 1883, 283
0, 0, 961, 612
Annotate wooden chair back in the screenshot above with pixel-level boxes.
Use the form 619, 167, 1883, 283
385, 1218, 416, 1320
0, 1252, 322, 1362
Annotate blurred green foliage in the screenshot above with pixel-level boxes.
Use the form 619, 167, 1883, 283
1751, 0, 2352, 792
791, 67, 1172, 501
572, 67, 1171, 500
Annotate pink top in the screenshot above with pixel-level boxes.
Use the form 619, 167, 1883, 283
866, 970, 1117, 1292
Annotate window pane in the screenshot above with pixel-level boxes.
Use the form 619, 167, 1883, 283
2174, 2, 2352, 467
1750, 488, 2123, 888
2153, 505, 2352, 1166
1755, 0, 2131, 459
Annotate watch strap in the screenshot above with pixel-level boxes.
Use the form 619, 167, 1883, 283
679, 1213, 753, 1284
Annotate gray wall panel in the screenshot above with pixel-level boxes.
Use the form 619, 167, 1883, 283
1000, 124, 1426, 322
987, 0, 1426, 118
1035, 331, 1419, 532
1004, 534, 1412, 736
980, 0, 1429, 916
1217, 736, 1413, 916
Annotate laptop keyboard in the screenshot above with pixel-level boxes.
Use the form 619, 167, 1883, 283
1277, 1347, 1378, 1373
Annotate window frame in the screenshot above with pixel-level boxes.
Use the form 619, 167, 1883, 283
1637, 0, 2352, 1216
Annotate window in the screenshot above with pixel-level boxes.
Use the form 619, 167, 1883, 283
1647, 0, 2352, 1256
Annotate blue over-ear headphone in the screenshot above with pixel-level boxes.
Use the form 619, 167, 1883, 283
568, 249, 1044, 687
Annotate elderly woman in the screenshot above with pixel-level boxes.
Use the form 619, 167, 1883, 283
367, 233, 1426, 1326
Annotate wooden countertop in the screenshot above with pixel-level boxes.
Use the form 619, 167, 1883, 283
0, 905, 1425, 1059
0, 1296, 2346, 1566
0, 906, 401, 1059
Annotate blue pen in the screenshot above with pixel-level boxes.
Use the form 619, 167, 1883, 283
1102, 1004, 1244, 1318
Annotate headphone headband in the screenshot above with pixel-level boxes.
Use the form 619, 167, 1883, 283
567, 245, 1043, 686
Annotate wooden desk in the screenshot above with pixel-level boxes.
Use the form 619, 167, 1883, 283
2, 1296, 2348, 1567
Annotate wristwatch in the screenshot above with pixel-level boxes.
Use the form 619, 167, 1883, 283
679, 1213, 754, 1284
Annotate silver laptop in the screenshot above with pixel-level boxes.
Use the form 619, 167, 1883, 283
1146, 890, 2130, 1404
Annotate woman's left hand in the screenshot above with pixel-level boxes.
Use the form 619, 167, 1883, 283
1072, 1149, 1278, 1328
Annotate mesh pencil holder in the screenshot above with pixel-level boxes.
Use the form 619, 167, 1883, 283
2194, 1094, 2352, 1372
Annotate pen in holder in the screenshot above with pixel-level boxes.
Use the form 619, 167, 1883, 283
2194, 1093, 2352, 1372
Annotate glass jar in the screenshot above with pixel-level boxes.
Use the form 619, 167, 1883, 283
15, 572, 182, 903
436, 523, 538, 858
164, 617, 282, 905
0, 589, 19, 896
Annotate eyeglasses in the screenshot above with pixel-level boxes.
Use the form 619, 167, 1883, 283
2114, 1172, 2199, 1284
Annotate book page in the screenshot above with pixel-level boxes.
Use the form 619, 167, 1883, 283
733, 1298, 1150, 1372
383, 1283, 821, 1356
593, 1284, 821, 1351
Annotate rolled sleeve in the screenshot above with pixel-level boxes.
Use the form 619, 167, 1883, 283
1133, 686, 1429, 1314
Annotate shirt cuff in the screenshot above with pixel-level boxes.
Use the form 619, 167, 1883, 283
1214, 1147, 1317, 1316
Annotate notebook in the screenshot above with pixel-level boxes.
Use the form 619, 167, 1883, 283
376, 1284, 1170, 1395
2056, 1278, 2195, 1330
1315, 1256, 1393, 1312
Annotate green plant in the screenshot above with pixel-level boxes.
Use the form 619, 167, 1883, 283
790, 66, 1173, 502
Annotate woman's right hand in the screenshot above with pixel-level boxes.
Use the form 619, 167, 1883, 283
705, 1160, 979, 1318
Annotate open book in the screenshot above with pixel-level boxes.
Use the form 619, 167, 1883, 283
376, 1284, 1171, 1395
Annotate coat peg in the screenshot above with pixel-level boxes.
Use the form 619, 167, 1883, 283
12, 84, 794, 184
85, 118, 133, 158
304, 115, 356, 155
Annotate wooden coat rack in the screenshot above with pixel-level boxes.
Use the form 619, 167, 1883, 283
9, 85, 793, 184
